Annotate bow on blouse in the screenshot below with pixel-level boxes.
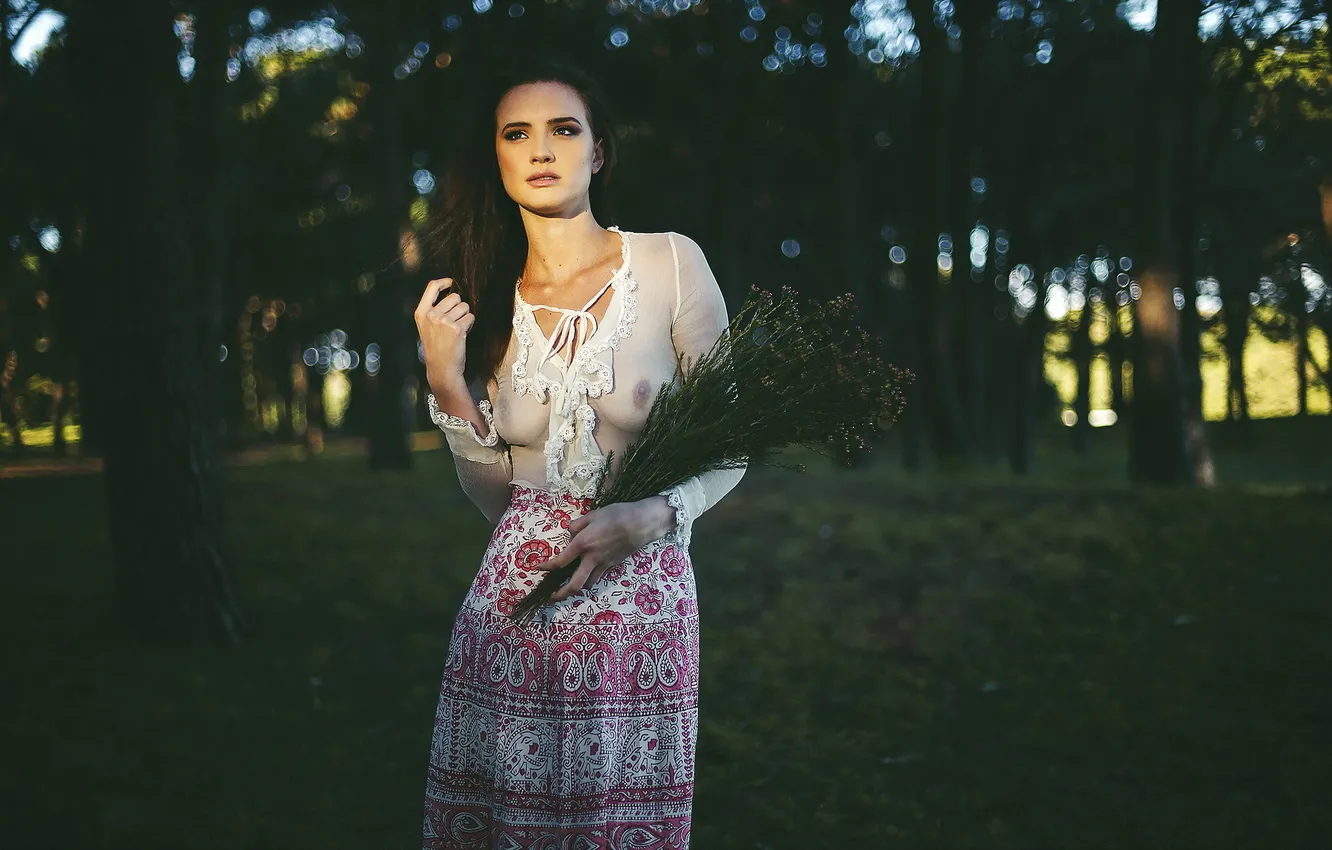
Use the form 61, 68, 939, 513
529, 272, 616, 416
536, 305, 598, 368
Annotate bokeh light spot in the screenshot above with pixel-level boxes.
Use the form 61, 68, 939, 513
412, 169, 436, 194
38, 227, 61, 253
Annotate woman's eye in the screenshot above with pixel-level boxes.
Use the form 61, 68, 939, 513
554, 126, 579, 136
504, 131, 526, 141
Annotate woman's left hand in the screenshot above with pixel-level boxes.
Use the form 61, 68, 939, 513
529, 496, 676, 602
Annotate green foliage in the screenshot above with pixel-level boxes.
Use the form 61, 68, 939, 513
512, 285, 913, 623
1248, 22, 1332, 127
2, 441, 1329, 847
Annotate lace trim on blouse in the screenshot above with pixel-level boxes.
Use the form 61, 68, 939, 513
661, 486, 691, 548
426, 393, 500, 447
510, 226, 640, 498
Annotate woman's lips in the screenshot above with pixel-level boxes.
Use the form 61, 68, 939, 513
527, 175, 558, 186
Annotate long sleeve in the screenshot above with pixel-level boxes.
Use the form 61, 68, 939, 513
656, 232, 747, 549
427, 377, 513, 525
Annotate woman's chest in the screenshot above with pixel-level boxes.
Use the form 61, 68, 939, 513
492, 305, 677, 448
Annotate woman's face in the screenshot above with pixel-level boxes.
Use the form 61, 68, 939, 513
494, 80, 604, 217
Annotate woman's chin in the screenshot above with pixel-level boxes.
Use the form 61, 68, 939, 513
518, 195, 581, 217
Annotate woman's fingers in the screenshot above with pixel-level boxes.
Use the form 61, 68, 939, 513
551, 558, 600, 602
415, 278, 470, 383
427, 291, 462, 317
586, 562, 612, 587
568, 513, 592, 534
416, 277, 453, 315
524, 509, 619, 602
441, 299, 471, 322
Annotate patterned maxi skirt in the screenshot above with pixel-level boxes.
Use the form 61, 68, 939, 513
422, 484, 699, 849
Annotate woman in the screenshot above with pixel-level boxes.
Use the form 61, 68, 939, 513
416, 59, 746, 848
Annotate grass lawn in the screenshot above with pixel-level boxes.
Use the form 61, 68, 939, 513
2, 423, 1330, 849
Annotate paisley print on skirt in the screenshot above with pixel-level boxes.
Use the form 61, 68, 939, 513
423, 484, 699, 849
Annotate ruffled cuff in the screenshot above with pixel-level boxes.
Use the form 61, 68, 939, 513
656, 482, 696, 550
427, 392, 503, 464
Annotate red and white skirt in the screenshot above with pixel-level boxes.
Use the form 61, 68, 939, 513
422, 484, 699, 849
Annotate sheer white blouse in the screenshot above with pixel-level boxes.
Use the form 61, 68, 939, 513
427, 228, 746, 549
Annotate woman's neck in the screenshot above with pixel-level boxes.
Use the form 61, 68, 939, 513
519, 209, 614, 290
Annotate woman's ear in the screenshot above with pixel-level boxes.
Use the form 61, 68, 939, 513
592, 140, 605, 174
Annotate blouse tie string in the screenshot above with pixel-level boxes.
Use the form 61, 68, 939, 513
527, 276, 616, 418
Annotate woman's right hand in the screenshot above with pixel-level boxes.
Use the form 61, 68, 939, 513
415, 277, 473, 393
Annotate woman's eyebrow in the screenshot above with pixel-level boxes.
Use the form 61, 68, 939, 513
500, 116, 584, 132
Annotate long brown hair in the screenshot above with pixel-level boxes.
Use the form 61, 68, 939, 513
424, 57, 621, 387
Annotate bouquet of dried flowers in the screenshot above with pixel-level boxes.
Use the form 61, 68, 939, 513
509, 284, 913, 626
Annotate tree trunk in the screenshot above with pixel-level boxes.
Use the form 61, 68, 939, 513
954, 0, 995, 459
1177, 172, 1204, 418
720, 116, 747, 306
1296, 294, 1310, 417
1309, 313, 1332, 410
222, 309, 251, 449
1009, 309, 1046, 476
1217, 236, 1258, 427
1227, 333, 1250, 422
1319, 173, 1332, 245
1010, 250, 1049, 476
1108, 297, 1127, 417
0, 13, 21, 457
1128, 0, 1203, 486
905, 0, 969, 466
1072, 298, 1094, 454
1129, 268, 1193, 484
1223, 286, 1251, 423
206, 45, 242, 452
70, 4, 246, 644
366, 1, 415, 470
49, 381, 66, 456
1287, 253, 1311, 418
719, 52, 748, 306
987, 101, 1035, 468
1171, 7, 1215, 486
0, 346, 21, 456
301, 356, 321, 441
969, 252, 993, 456
981, 243, 1011, 462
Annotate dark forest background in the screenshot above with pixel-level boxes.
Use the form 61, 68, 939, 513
4, 0, 1329, 638
1, 3, 1330, 846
